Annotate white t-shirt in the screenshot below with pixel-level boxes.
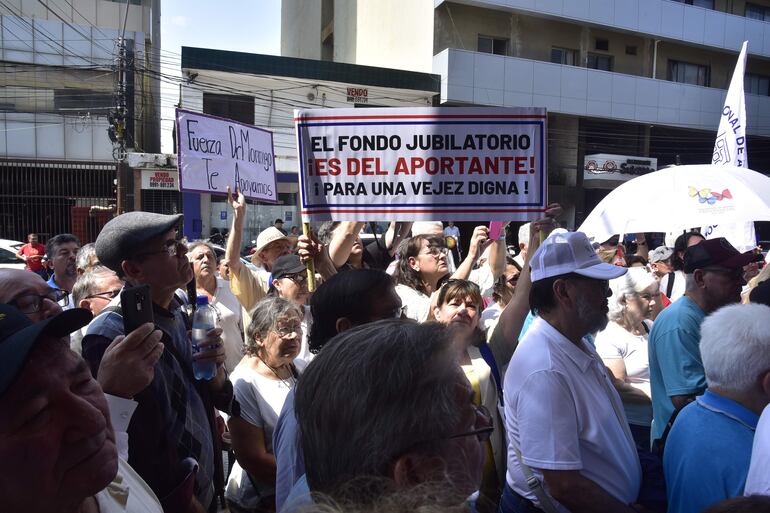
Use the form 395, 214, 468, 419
211, 277, 244, 373
745, 403, 770, 495
480, 302, 503, 333
95, 458, 163, 513
594, 321, 653, 426
660, 270, 686, 302
469, 265, 495, 305
503, 317, 641, 512
395, 284, 432, 322
226, 359, 306, 508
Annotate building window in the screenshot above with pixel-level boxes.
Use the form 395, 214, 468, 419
669, 60, 710, 86
551, 47, 578, 66
202, 93, 255, 125
626, 45, 638, 56
478, 36, 509, 56
670, 0, 715, 9
587, 53, 613, 71
746, 73, 770, 96
746, 3, 770, 20
595, 39, 609, 51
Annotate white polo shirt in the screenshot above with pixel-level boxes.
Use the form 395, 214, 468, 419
503, 316, 641, 511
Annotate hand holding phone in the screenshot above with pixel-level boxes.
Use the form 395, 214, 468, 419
121, 285, 154, 334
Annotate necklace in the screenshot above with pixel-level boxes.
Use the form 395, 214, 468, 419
257, 356, 296, 389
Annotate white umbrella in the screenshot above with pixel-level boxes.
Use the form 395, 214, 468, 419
577, 164, 770, 243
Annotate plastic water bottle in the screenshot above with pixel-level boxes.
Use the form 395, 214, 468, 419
192, 295, 217, 380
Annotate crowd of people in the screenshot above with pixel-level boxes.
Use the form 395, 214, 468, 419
3, 195, 770, 513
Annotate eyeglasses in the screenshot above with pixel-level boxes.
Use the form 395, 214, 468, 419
448, 404, 495, 443
135, 239, 184, 259
86, 289, 122, 301
421, 246, 449, 259
506, 274, 520, 285
282, 272, 307, 285
273, 322, 303, 338
10, 289, 68, 314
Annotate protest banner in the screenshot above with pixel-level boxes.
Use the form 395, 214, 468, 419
176, 109, 278, 202
294, 107, 547, 222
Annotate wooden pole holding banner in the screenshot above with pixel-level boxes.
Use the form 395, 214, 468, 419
303, 221, 316, 292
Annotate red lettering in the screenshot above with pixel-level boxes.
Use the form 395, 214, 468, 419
514, 156, 528, 174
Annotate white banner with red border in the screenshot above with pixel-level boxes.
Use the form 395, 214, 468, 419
294, 107, 547, 222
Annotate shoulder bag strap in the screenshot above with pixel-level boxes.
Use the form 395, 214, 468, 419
512, 445, 562, 513
666, 272, 675, 298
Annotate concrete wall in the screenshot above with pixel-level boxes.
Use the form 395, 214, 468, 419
333, 0, 356, 64
280, 0, 322, 60
11, 0, 151, 33
352, 0, 433, 72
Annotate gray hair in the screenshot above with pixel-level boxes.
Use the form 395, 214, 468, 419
607, 267, 659, 323
186, 240, 216, 258
72, 265, 118, 306
76, 243, 97, 272
295, 319, 460, 503
700, 303, 770, 394
244, 296, 303, 356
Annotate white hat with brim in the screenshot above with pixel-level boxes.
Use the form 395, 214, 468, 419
530, 230, 628, 282
252, 227, 297, 263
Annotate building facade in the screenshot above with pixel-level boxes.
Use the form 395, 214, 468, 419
281, 0, 770, 230
0, 0, 160, 243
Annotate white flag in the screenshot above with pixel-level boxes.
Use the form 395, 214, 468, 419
704, 41, 756, 252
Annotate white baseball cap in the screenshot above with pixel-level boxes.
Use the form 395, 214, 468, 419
530, 231, 628, 282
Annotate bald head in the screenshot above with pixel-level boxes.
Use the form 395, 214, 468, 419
0, 269, 63, 322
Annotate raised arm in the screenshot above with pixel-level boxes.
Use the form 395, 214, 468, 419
486, 223, 509, 280
225, 186, 246, 275
327, 222, 365, 268
451, 225, 489, 280
385, 222, 413, 256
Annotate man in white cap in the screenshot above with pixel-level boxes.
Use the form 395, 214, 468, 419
501, 231, 642, 513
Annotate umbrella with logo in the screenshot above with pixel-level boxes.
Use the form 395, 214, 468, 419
577, 164, 770, 243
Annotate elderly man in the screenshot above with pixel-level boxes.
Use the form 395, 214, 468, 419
70, 265, 125, 353
648, 237, 757, 444
502, 231, 642, 513
0, 303, 163, 513
293, 319, 487, 510
76, 242, 99, 274
82, 211, 232, 513
0, 266, 162, 461
664, 303, 770, 513
274, 269, 403, 511
45, 233, 80, 294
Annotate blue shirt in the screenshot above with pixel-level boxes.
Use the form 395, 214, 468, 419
664, 390, 758, 513
274, 387, 305, 512
648, 295, 707, 441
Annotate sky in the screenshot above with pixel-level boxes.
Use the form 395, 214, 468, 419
159, 0, 281, 152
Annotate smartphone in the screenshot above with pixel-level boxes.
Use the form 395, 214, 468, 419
489, 221, 504, 241
121, 285, 154, 334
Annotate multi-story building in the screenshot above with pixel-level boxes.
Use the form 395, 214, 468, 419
0, 0, 160, 242
281, 0, 770, 230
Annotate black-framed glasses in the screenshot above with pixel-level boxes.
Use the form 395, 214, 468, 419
283, 272, 307, 285
10, 289, 68, 314
134, 239, 184, 259
448, 404, 495, 443
86, 289, 122, 301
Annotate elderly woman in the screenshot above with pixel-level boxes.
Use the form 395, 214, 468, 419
188, 241, 244, 373
226, 296, 305, 513
431, 279, 503, 513
595, 267, 659, 446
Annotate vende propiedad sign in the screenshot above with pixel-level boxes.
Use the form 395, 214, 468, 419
176, 108, 278, 202
294, 107, 547, 222
140, 169, 179, 190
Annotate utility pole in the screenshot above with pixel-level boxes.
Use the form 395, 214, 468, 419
110, 37, 128, 213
